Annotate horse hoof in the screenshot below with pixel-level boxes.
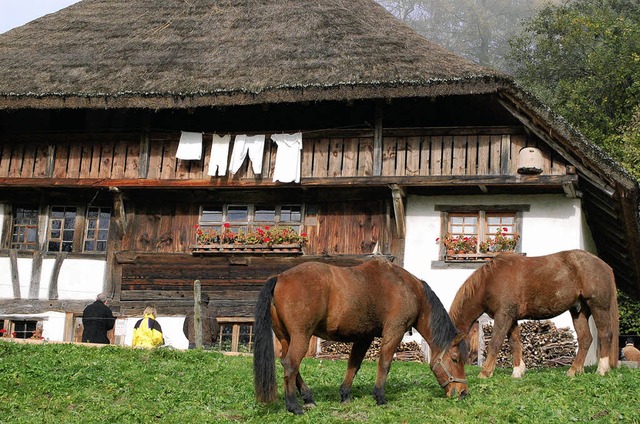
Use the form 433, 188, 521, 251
303, 402, 317, 409
478, 372, 491, 379
289, 408, 304, 415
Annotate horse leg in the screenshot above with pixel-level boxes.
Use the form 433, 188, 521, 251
589, 305, 614, 376
568, 305, 592, 377
508, 323, 526, 378
280, 335, 311, 415
372, 331, 404, 405
340, 338, 373, 403
480, 314, 514, 378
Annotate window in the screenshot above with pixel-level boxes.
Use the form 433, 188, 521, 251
437, 205, 527, 261
8, 203, 110, 254
48, 206, 77, 252
84, 207, 111, 252
199, 203, 304, 235
216, 319, 254, 353
11, 207, 38, 251
11, 320, 37, 339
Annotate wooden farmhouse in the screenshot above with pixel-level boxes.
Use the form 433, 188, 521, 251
0, 0, 639, 352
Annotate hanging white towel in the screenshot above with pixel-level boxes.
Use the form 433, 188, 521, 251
208, 134, 231, 176
271, 132, 302, 183
176, 131, 203, 160
228, 134, 265, 174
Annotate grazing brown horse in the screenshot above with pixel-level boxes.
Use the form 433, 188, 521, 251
253, 258, 468, 415
449, 250, 619, 379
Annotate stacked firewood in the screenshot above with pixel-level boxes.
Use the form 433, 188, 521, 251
482, 320, 577, 368
317, 338, 426, 362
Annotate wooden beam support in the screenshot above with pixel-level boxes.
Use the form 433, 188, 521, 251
138, 129, 151, 179
0, 174, 577, 190
48, 253, 67, 300
562, 181, 579, 199
390, 184, 406, 239
111, 189, 127, 236
9, 249, 20, 299
373, 101, 384, 176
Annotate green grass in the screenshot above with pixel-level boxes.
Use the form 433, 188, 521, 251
1, 342, 639, 423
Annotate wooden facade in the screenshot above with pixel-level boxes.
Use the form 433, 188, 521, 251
0, 127, 567, 186
0, 112, 578, 318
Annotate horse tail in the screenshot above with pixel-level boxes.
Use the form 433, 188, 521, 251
253, 276, 278, 403
609, 278, 619, 368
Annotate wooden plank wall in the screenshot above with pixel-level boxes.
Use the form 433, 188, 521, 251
122, 198, 384, 256
118, 254, 377, 316
0, 129, 567, 182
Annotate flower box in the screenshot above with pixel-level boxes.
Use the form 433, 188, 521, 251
191, 243, 303, 256
444, 252, 525, 262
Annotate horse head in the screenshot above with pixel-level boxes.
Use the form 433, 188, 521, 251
430, 332, 468, 399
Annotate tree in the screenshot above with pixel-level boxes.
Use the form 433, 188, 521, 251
377, 0, 556, 72
508, 0, 640, 177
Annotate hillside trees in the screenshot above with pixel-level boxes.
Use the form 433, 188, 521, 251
508, 0, 640, 177
377, 0, 556, 72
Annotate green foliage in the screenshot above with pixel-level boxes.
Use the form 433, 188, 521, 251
508, 0, 640, 176
379, 0, 557, 71
618, 289, 640, 335
1, 342, 640, 423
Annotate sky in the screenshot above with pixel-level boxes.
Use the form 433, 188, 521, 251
0, 0, 81, 34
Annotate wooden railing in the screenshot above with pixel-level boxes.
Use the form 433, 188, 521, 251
0, 127, 567, 185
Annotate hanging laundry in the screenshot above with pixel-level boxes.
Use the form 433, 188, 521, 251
176, 131, 203, 160
271, 132, 302, 183
229, 134, 265, 174
208, 134, 231, 176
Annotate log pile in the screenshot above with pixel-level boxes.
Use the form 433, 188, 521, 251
316, 338, 426, 362
482, 320, 577, 368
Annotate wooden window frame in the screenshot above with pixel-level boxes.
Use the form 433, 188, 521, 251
216, 317, 254, 353
83, 206, 112, 253
10, 206, 39, 251
4, 203, 110, 255
436, 204, 528, 262
199, 203, 305, 234
47, 205, 80, 252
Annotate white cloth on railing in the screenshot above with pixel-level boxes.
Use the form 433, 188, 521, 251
229, 134, 265, 174
208, 134, 231, 176
271, 132, 303, 183
176, 131, 203, 160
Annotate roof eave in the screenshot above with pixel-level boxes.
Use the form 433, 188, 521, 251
0, 76, 505, 110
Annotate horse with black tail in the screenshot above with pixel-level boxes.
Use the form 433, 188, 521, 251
253, 258, 468, 415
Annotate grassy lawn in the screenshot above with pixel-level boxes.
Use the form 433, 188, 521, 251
1, 341, 639, 423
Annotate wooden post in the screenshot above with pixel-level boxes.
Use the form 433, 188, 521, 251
194, 280, 203, 349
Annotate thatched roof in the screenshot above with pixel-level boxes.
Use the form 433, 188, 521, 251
0, 0, 504, 109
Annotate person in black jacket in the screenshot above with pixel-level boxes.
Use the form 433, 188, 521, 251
82, 293, 115, 344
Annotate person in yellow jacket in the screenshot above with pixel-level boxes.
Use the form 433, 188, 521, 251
132, 306, 164, 348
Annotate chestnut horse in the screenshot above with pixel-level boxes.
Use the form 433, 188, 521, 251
449, 250, 619, 379
253, 258, 468, 415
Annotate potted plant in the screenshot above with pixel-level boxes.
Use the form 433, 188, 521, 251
480, 228, 520, 253
437, 234, 478, 259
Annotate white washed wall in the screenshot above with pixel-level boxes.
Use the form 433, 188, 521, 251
119, 316, 190, 350
404, 193, 599, 364
0, 257, 105, 301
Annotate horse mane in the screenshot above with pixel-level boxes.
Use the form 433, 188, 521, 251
421, 280, 465, 355
449, 256, 508, 326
